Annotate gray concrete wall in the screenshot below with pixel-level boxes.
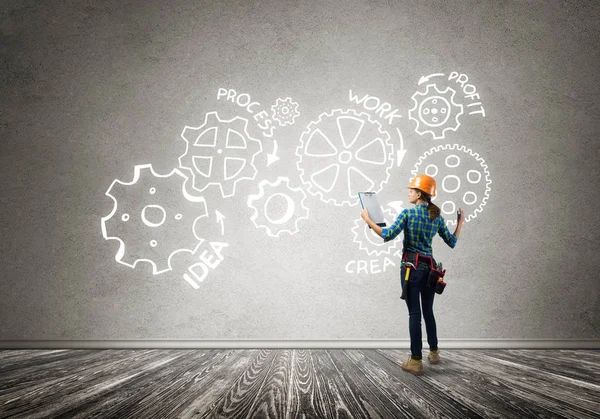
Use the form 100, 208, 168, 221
1, 0, 599, 341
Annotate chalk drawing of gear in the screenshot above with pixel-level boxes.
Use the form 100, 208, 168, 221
296, 109, 394, 207
351, 208, 400, 257
408, 84, 464, 140
411, 144, 492, 226
247, 177, 309, 237
271, 97, 300, 126
179, 111, 263, 198
100, 164, 209, 275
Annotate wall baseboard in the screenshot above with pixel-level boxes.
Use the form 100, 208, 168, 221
0, 339, 599, 349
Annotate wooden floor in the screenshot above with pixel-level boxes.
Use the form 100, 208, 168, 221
0, 349, 598, 418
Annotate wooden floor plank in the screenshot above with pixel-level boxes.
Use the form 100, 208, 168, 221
556, 350, 600, 363
62, 349, 254, 419
474, 349, 600, 385
377, 349, 574, 419
448, 350, 600, 418
170, 349, 262, 419
331, 349, 416, 418
232, 348, 385, 418
52, 350, 203, 419
304, 349, 345, 418
375, 348, 548, 419
194, 349, 280, 418
452, 350, 600, 404
0, 350, 183, 419
0, 349, 68, 362
342, 349, 479, 418
285, 349, 332, 418
0, 349, 94, 377
0, 350, 158, 415
235, 349, 292, 418
0, 350, 148, 396
318, 348, 390, 418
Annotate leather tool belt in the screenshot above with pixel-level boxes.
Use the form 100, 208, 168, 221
402, 251, 436, 269
402, 251, 447, 294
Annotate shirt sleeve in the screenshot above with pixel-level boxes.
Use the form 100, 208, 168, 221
437, 216, 457, 248
381, 210, 407, 242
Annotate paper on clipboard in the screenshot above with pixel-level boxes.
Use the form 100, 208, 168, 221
358, 192, 386, 228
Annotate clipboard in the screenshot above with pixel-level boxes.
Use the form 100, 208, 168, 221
358, 192, 387, 228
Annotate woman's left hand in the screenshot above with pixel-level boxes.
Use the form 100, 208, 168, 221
360, 209, 370, 222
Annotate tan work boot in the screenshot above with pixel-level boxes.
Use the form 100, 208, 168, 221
401, 355, 424, 376
428, 349, 440, 364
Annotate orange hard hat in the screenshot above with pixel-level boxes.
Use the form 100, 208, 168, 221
407, 174, 437, 197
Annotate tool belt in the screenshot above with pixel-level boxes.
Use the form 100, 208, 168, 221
402, 251, 436, 269
402, 251, 447, 294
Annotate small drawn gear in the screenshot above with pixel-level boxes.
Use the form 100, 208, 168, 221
351, 208, 400, 257
247, 177, 309, 237
408, 84, 464, 139
411, 144, 492, 226
296, 109, 394, 207
179, 111, 263, 198
100, 164, 209, 274
271, 97, 300, 126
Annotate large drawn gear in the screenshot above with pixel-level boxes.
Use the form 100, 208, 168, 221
271, 97, 300, 126
100, 164, 209, 275
247, 177, 309, 237
351, 207, 400, 257
408, 84, 464, 140
411, 144, 492, 226
296, 109, 394, 207
178, 111, 263, 198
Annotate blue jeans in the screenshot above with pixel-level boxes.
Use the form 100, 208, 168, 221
401, 261, 438, 359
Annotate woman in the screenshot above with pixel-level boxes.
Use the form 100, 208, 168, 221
360, 174, 464, 376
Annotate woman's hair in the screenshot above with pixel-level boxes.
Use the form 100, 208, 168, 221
418, 190, 441, 221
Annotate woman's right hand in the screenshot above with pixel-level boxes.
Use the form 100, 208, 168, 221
457, 208, 464, 224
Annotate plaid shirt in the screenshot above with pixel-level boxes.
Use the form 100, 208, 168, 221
381, 203, 457, 256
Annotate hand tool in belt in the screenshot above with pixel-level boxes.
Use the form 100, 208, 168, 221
400, 261, 415, 300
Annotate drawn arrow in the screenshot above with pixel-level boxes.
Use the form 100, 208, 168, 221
396, 127, 407, 167
215, 210, 225, 236
418, 73, 445, 85
267, 140, 280, 166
